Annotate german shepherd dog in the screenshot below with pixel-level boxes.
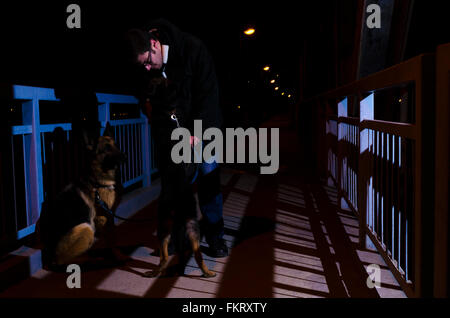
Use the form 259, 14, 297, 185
36, 124, 127, 268
142, 77, 215, 278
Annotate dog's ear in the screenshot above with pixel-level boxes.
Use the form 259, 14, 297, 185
103, 122, 114, 138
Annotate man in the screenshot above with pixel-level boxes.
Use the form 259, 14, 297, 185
126, 19, 228, 257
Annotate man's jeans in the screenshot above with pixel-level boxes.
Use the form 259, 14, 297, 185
197, 160, 225, 242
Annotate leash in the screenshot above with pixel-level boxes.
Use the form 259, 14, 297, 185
170, 112, 199, 184
94, 190, 155, 223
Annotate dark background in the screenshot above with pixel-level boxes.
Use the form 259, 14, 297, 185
0, 0, 315, 127
0, 1, 306, 84
1, 0, 449, 126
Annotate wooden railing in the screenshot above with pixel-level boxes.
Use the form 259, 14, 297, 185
433, 43, 450, 298
301, 43, 450, 297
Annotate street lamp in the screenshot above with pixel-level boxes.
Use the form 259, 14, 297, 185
244, 28, 255, 36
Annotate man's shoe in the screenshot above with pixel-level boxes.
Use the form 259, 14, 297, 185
208, 238, 229, 258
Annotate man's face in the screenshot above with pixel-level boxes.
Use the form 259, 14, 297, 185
137, 39, 163, 71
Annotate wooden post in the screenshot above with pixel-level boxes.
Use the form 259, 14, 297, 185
433, 43, 450, 298
338, 97, 348, 209
359, 92, 374, 248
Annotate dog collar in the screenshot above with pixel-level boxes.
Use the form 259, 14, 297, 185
94, 190, 113, 215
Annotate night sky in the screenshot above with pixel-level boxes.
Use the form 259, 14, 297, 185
1, 1, 448, 112
0, 1, 311, 93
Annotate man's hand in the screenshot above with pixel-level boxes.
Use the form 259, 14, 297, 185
190, 136, 200, 147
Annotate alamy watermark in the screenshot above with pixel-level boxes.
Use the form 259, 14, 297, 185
170, 120, 279, 175
366, 264, 381, 289
66, 4, 81, 29
66, 4, 380, 31
366, 4, 381, 29
66, 264, 81, 289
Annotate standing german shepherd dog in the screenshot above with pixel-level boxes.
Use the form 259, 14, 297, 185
142, 77, 215, 278
36, 124, 127, 268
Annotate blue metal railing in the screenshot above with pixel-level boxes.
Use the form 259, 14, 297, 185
7, 85, 156, 241
96, 92, 153, 189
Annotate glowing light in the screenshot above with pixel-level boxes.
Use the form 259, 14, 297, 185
237, 105, 241, 109
244, 28, 255, 36
263, 66, 270, 71
288, 95, 292, 98
281, 92, 285, 96
275, 87, 279, 91
270, 79, 275, 84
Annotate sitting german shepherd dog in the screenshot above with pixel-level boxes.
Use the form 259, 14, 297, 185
141, 77, 215, 278
37, 124, 127, 268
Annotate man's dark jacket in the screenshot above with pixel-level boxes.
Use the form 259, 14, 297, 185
144, 19, 222, 134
